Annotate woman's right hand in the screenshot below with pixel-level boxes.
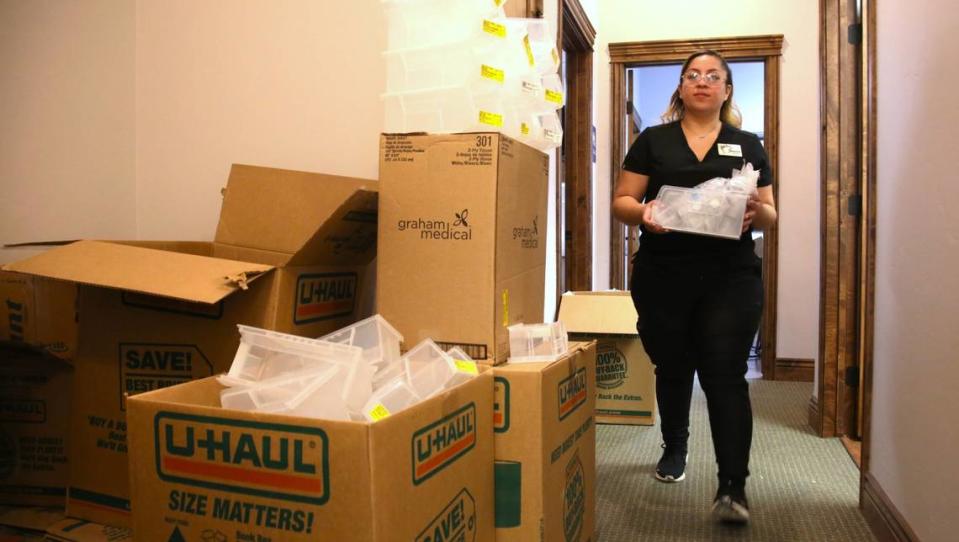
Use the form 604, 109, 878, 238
642, 200, 670, 234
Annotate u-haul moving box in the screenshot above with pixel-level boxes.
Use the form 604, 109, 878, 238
378, 133, 549, 363
0, 270, 77, 362
558, 291, 656, 426
2, 164, 378, 526
492, 342, 597, 542
0, 345, 72, 506
126, 372, 494, 542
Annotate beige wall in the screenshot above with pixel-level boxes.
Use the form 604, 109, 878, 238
591, 0, 821, 367
0, 0, 136, 264
871, 1, 959, 539
135, 0, 386, 240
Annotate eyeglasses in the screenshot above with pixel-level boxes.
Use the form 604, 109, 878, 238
682, 71, 726, 86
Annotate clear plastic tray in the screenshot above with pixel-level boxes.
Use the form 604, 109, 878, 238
508, 321, 569, 363
220, 366, 342, 415
516, 110, 563, 151
319, 314, 403, 369
361, 376, 422, 422
651, 185, 749, 240
382, 0, 507, 50
445, 346, 480, 389
226, 325, 362, 384
404, 339, 458, 398
383, 84, 515, 134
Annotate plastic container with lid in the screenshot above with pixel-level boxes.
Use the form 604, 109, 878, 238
651, 185, 749, 240
507, 321, 569, 363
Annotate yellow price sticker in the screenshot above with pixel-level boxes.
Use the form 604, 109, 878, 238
368, 403, 391, 421
545, 89, 563, 104
524, 35, 535, 66
481, 64, 505, 83
494, 0, 505, 7
454, 359, 479, 375
521, 122, 530, 135
479, 110, 503, 127
502, 289, 509, 326
483, 20, 507, 38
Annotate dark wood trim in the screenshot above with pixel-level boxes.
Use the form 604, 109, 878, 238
859, 0, 878, 475
840, 435, 861, 468
819, 0, 865, 439
808, 394, 821, 435
504, 0, 543, 18
818, 0, 841, 438
562, 0, 596, 50
608, 37, 783, 380
760, 56, 780, 380
609, 67, 627, 290
609, 35, 784, 64
774, 358, 814, 382
861, 472, 921, 542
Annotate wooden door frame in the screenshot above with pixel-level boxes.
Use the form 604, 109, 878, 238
608, 35, 788, 380
556, 0, 596, 296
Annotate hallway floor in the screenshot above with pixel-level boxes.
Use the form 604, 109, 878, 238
595, 381, 876, 541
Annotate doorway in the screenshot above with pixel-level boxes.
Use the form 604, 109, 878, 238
608, 35, 794, 381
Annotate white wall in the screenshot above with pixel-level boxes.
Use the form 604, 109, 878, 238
592, 0, 821, 366
871, 1, 959, 539
0, 0, 136, 264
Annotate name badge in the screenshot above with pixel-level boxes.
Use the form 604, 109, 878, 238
718, 143, 743, 157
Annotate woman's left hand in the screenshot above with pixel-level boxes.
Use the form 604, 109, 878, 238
742, 192, 761, 233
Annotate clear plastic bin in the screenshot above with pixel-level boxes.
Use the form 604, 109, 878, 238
220, 365, 345, 416
361, 376, 422, 422
445, 346, 480, 389
520, 18, 560, 75
382, 0, 507, 50
508, 322, 569, 363
651, 185, 749, 240
383, 25, 533, 94
404, 339, 458, 398
226, 325, 362, 384
318, 314, 403, 370
516, 110, 563, 151
383, 85, 515, 134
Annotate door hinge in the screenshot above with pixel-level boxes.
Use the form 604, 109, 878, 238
848, 23, 862, 45
844, 365, 860, 387
848, 194, 862, 216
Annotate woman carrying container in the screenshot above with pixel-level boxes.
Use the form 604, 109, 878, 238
611, 49, 777, 524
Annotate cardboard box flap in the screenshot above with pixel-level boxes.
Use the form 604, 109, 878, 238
286, 189, 379, 266
214, 164, 376, 256
3, 240, 273, 304
557, 291, 639, 335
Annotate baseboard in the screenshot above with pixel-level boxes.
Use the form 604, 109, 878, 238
808, 394, 820, 435
775, 357, 814, 382
861, 471, 920, 542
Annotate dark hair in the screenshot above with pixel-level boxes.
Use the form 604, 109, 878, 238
661, 49, 742, 127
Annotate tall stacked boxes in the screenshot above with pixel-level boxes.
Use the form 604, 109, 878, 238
0, 345, 72, 506
491, 341, 597, 541
377, 132, 549, 363
558, 291, 656, 425
1, 165, 378, 526
126, 372, 495, 541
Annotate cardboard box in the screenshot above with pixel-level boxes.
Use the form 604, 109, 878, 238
557, 291, 656, 426
377, 133, 549, 363
0, 271, 77, 362
0, 346, 72, 507
126, 372, 495, 541
492, 341, 597, 542
2, 164, 379, 526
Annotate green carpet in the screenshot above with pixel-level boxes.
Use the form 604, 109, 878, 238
595, 380, 876, 541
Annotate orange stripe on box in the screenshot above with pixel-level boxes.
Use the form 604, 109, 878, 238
493, 412, 503, 425
415, 433, 476, 478
162, 456, 323, 495
560, 390, 587, 416
296, 299, 353, 317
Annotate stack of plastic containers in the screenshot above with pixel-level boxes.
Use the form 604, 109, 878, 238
507, 321, 569, 363
217, 316, 480, 422
381, 0, 565, 150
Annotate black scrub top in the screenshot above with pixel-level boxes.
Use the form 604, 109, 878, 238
622, 120, 773, 260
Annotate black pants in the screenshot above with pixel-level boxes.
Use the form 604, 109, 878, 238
630, 251, 763, 484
